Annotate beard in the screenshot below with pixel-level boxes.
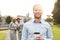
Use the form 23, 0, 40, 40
34, 15, 41, 19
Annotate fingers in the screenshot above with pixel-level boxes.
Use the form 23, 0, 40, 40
35, 36, 44, 40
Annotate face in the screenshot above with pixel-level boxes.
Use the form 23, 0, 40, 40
33, 4, 43, 19
13, 19, 16, 23
17, 18, 20, 22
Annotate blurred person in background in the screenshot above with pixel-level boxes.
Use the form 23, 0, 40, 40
16, 18, 23, 40
9, 18, 18, 40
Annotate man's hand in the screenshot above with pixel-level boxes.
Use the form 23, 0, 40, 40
35, 36, 44, 40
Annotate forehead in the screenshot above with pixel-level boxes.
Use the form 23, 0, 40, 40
33, 4, 43, 10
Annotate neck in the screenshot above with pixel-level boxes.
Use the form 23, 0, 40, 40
17, 21, 20, 23
35, 18, 41, 23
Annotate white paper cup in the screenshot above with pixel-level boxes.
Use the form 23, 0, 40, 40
34, 32, 40, 38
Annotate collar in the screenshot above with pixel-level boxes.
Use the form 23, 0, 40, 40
32, 19, 42, 23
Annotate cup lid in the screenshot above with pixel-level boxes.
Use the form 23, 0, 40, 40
34, 32, 40, 34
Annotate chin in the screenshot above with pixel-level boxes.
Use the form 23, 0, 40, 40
35, 16, 41, 19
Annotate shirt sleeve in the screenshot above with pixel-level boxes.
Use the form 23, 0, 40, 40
9, 23, 12, 29
9, 22, 14, 29
44, 23, 53, 40
21, 24, 28, 40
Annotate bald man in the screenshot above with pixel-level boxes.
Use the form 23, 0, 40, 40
21, 4, 53, 40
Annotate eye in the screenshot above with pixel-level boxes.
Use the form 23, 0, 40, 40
34, 10, 37, 11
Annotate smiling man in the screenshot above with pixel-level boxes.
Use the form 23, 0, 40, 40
21, 4, 53, 40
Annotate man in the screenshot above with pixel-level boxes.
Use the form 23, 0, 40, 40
16, 18, 23, 40
21, 4, 53, 40
9, 18, 17, 40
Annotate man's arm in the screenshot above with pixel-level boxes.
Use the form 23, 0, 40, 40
21, 24, 28, 40
9, 23, 12, 29
44, 24, 53, 40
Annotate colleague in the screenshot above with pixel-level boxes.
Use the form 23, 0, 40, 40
9, 18, 17, 40
21, 4, 53, 40
16, 18, 23, 40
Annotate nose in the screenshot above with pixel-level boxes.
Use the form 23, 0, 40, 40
36, 10, 40, 13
